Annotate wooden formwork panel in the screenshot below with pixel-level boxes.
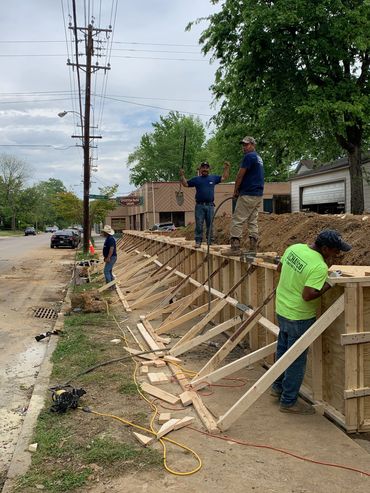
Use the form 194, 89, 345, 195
119, 231, 370, 432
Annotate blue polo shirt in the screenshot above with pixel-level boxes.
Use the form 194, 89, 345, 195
103, 235, 117, 258
239, 151, 264, 196
187, 175, 222, 202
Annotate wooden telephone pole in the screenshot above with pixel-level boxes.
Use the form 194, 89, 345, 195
68, 4, 111, 253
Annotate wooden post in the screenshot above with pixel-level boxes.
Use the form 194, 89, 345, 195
344, 284, 359, 431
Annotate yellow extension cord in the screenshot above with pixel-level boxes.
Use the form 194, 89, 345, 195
81, 315, 202, 476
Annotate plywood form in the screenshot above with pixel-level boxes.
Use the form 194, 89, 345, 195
121, 231, 370, 433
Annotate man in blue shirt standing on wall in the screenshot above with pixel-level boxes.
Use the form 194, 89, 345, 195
224, 136, 264, 256
180, 161, 230, 248
101, 224, 117, 286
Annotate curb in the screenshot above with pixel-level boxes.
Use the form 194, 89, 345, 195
2, 266, 75, 493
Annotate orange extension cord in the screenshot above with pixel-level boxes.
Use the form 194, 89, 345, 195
189, 426, 370, 478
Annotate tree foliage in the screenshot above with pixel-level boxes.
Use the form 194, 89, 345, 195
192, 0, 370, 212
90, 185, 119, 226
127, 111, 206, 186
0, 154, 32, 229
52, 192, 83, 227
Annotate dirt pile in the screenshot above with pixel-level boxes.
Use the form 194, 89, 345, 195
173, 212, 370, 266
70, 289, 107, 313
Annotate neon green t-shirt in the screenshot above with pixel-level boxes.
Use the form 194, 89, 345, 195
276, 244, 328, 320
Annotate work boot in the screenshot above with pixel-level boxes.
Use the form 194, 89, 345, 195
248, 236, 258, 254
222, 237, 242, 256
195, 242, 201, 248
279, 400, 315, 415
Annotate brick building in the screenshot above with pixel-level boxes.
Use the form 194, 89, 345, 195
105, 181, 291, 232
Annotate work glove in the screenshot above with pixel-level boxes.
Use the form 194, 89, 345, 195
326, 270, 342, 287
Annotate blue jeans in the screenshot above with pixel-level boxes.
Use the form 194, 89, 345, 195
272, 314, 316, 406
104, 255, 117, 283
195, 203, 214, 244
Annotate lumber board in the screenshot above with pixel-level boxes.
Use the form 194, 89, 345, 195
156, 418, 181, 438
173, 416, 195, 430
156, 300, 218, 335
98, 279, 117, 292
138, 318, 219, 433
122, 346, 156, 360
140, 382, 180, 405
344, 285, 359, 431
147, 372, 170, 385
341, 331, 370, 345
133, 432, 154, 446
145, 294, 192, 321
130, 287, 174, 309
217, 294, 344, 431
344, 387, 370, 399
171, 299, 229, 350
158, 413, 171, 424
191, 342, 277, 390
179, 391, 193, 407
136, 323, 163, 354
171, 315, 243, 357
116, 286, 132, 312
119, 255, 158, 283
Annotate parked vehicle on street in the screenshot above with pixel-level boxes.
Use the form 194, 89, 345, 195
24, 227, 36, 236
45, 225, 58, 233
50, 229, 80, 249
149, 222, 176, 232
70, 228, 82, 242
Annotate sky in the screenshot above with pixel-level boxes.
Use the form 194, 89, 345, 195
0, 0, 220, 197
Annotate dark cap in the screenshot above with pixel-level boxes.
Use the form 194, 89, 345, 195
315, 229, 352, 252
199, 161, 210, 168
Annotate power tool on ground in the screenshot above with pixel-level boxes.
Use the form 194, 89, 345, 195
49, 385, 86, 413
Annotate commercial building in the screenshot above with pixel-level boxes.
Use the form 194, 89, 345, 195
105, 181, 291, 232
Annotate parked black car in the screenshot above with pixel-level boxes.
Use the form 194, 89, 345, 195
50, 229, 80, 249
24, 227, 36, 236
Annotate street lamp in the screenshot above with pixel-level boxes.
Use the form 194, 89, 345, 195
58, 110, 83, 120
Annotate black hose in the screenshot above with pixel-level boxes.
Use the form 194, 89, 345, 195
206, 196, 234, 311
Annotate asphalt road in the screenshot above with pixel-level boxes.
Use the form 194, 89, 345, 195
0, 233, 74, 486
0, 234, 51, 269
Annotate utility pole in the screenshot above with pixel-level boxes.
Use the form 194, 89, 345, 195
83, 24, 93, 255
67, 4, 111, 254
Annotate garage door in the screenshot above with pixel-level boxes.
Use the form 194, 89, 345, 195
302, 182, 345, 205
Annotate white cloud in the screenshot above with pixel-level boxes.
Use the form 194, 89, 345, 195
0, 1, 219, 196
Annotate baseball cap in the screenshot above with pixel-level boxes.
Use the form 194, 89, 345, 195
239, 136, 256, 145
315, 229, 352, 252
199, 161, 210, 168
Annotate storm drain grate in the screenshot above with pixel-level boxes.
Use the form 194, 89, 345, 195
33, 307, 58, 320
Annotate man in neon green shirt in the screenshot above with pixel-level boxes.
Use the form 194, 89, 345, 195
272, 229, 351, 414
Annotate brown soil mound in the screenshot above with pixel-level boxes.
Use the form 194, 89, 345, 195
173, 212, 370, 266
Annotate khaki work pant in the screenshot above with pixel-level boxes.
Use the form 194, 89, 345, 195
230, 195, 263, 240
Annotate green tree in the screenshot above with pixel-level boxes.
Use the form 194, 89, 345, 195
89, 185, 119, 226
192, 0, 370, 213
0, 154, 32, 230
52, 192, 82, 227
21, 178, 68, 230
127, 111, 206, 186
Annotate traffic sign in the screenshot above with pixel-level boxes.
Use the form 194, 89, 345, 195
89, 194, 109, 200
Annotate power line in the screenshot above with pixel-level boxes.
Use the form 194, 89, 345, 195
0, 90, 210, 104
103, 95, 212, 117
0, 40, 199, 47
0, 54, 207, 62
